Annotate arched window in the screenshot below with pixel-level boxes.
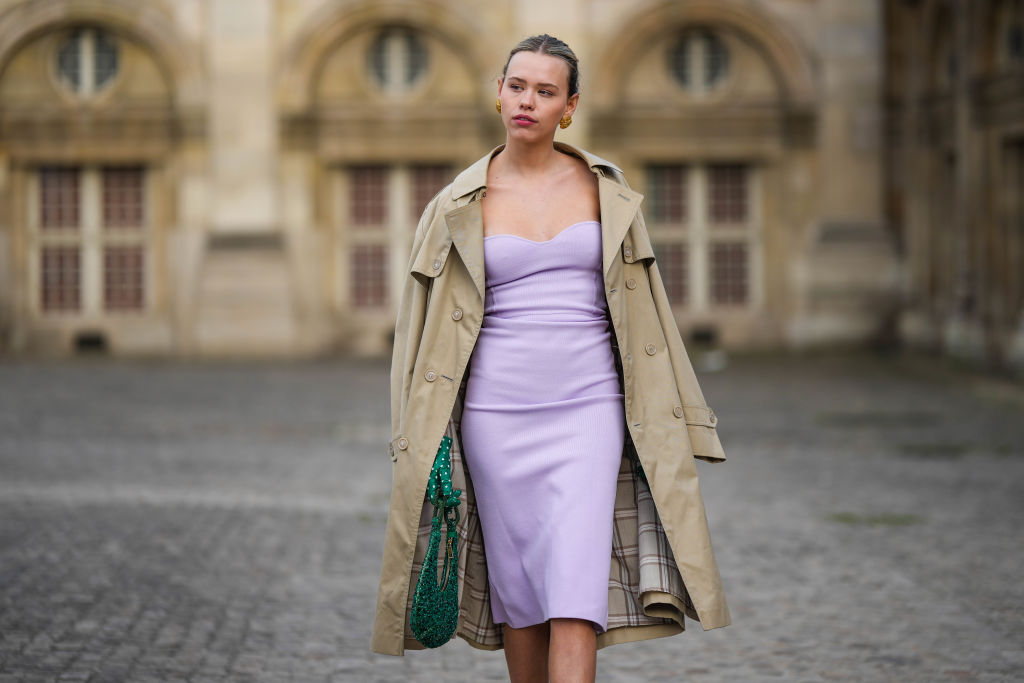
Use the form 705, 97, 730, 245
56, 27, 119, 96
368, 28, 429, 94
668, 28, 729, 95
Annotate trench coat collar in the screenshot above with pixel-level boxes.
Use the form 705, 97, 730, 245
445, 142, 644, 300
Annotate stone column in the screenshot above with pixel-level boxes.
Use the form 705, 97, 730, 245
818, 0, 883, 224
945, 0, 985, 360
796, 0, 900, 345
897, 0, 935, 349
193, 0, 298, 356
208, 0, 277, 233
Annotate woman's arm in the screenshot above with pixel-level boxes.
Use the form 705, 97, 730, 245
389, 192, 443, 455
611, 165, 726, 464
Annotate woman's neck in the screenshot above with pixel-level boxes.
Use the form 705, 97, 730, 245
496, 138, 563, 179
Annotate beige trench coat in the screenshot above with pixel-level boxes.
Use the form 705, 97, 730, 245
371, 142, 730, 656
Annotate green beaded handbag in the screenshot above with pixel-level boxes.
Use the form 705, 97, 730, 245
410, 435, 462, 648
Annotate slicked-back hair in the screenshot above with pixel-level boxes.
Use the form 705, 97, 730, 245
501, 34, 580, 96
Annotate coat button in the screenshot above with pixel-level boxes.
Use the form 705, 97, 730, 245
451, 308, 463, 321
623, 246, 633, 259
397, 437, 409, 450
625, 278, 637, 290
432, 259, 441, 270
645, 343, 657, 355
425, 370, 437, 382
709, 410, 716, 424
673, 405, 684, 418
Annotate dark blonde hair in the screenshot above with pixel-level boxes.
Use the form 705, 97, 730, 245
501, 34, 580, 97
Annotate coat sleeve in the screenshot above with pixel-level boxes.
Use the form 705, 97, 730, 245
389, 191, 443, 456
614, 168, 727, 464
647, 255, 726, 463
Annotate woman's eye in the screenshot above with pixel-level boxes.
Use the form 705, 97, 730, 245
510, 84, 522, 91
539, 90, 552, 96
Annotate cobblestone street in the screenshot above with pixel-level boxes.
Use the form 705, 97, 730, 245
0, 351, 1022, 682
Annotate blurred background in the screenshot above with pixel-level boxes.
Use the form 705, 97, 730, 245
0, 0, 1020, 372
2, 2, 1024, 682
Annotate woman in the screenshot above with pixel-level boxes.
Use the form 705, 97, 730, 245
372, 34, 730, 682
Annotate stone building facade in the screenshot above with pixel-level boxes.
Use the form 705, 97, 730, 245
0, 0, 918, 358
885, 0, 1024, 372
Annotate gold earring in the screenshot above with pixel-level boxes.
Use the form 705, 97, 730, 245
559, 115, 572, 129
496, 98, 502, 113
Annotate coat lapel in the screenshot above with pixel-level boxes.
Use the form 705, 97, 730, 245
598, 176, 643, 275
445, 201, 486, 302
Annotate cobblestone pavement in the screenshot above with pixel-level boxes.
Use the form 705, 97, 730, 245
0, 351, 1022, 683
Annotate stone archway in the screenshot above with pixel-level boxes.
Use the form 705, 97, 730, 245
584, 0, 828, 349
278, 0, 494, 116
592, 0, 817, 110
274, 0, 499, 354
0, 0, 204, 106
0, 0, 208, 355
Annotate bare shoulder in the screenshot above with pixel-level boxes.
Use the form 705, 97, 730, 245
556, 151, 598, 193
560, 150, 594, 177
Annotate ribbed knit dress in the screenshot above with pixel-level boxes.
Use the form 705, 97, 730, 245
459, 219, 626, 632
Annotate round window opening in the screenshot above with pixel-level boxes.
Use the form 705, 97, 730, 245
57, 27, 119, 96
369, 28, 428, 93
669, 29, 729, 93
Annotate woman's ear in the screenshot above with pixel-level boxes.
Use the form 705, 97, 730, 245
564, 92, 580, 118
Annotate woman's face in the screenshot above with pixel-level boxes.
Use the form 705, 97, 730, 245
498, 50, 578, 142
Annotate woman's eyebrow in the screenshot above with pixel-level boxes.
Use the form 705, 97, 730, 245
506, 76, 560, 89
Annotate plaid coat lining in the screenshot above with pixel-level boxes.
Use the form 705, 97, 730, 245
401, 380, 697, 651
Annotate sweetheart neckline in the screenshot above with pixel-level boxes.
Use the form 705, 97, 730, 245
483, 220, 600, 245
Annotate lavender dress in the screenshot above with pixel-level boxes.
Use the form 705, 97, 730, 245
459, 220, 626, 632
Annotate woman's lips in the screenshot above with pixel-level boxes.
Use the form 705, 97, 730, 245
512, 115, 537, 126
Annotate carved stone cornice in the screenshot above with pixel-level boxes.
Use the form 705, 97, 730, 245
281, 105, 498, 161
0, 105, 205, 160
590, 103, 816, 158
